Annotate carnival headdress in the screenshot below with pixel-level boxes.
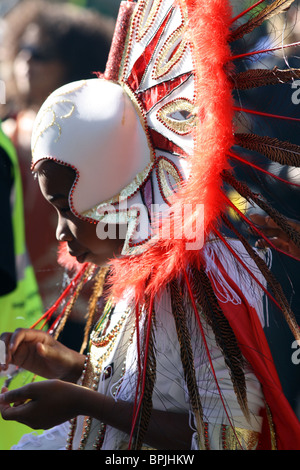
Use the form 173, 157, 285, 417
30, 0, 300, 450
32, 0, 300, 299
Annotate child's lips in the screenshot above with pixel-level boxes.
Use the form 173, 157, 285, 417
76, 253, 88, 263
69, 251, 88, 263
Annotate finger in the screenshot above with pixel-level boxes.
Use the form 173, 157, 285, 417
8, 328, 31, 356
249, 214, 289, 240
255, 239, 268, 249
248, 214, 276, 236
257, 227, 282, 238
249, 213, 267, 226
0, 398, 32, 424
12, 398, 32, 407
0, 332, 12, 346
256, 237, 290, 252
0, 387, 12, 414
264, 216, 280, 229
3, 328, 28, 367
1, 384, 33, 405
264, 216, 300, 236
0, 399, 11, 415
249, 214, 279, 232
0, 388, 8, 404
8, 329, 47, 363
0, 386, 30, 407
0, 362, 8, 372
36, 342, 47, 357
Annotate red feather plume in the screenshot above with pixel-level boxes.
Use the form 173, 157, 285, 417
109, 0, 234, 303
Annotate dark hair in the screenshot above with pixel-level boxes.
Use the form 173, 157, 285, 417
4, 0, 114, 78
0, 0, 114, 116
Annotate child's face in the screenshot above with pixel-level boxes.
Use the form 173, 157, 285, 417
36, 160, 124, 266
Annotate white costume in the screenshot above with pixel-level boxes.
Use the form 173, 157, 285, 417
10, 0, 300, 451
12, 240, 266, 450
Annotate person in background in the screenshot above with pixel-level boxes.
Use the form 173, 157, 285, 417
250, 214, 300, 261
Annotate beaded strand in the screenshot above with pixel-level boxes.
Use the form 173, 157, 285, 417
66, 305, 135, 450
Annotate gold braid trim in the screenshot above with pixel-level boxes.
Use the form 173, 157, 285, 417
132, 299, 157, 450
222, 425, 260, 450
265, 404, 278, 450
80, 267, 109, 354
53, 264, 94, 341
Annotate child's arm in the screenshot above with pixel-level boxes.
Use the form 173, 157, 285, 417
0, 379, 192, 450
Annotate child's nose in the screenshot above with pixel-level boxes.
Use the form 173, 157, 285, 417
56, 217, 73, 242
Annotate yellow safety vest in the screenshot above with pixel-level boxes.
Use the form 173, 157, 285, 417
0, 127, 43, 450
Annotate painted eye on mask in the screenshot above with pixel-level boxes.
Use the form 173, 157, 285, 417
157, 98, 199, 135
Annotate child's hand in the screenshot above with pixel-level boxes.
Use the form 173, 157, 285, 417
0, 380, 84, 430
249, 213, 300, 260
0, 329, 84, 382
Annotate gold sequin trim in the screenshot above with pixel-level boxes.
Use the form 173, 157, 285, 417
222, 424, 260, 450
157, 98, 198, 135
157, 157, 183, 202
152, 4, 188, 80
135, 0, 163, 42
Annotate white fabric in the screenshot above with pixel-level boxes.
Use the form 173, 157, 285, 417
10, 423, 69, 450
31, 79, 152, 215
204, 238, 269, 326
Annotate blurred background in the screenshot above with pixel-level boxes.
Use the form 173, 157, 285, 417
0, 0, 122, 17
0, 0, 299, 449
